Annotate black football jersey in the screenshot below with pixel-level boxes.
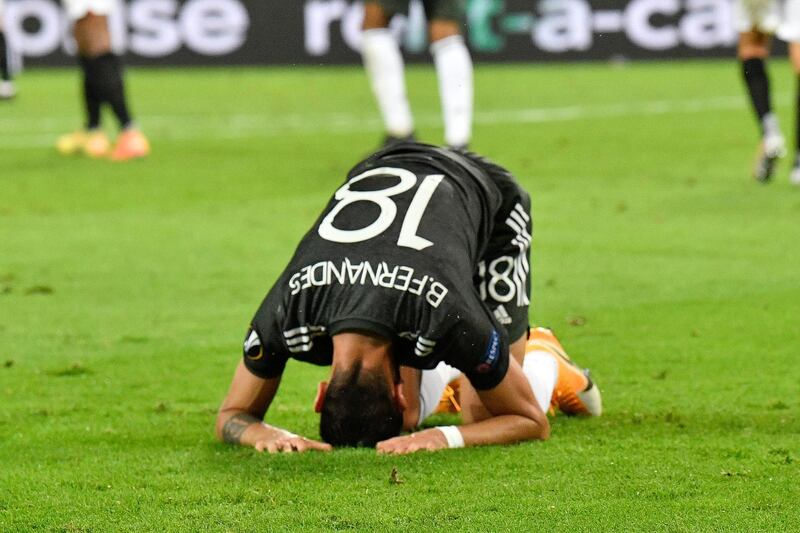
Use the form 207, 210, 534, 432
244, 143, 532, 390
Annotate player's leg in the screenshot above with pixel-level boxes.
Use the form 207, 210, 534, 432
58, 1, 149, 160
789, 42, 800, 185
427, 0, 472, 149
780, 0, 800, 184
57, 4, 109, 156
62, 13, 111, 157
0, 0, 17, 100
75, 13, 149, 160
361, 0, 415, 147
739, 30, 785, 182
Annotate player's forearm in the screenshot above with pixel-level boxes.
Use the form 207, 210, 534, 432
216, 410, 296, 447
457, 412, 550, 446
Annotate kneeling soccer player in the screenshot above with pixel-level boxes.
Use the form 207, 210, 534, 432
56, 0, 149, 160
216, 142, 600, 455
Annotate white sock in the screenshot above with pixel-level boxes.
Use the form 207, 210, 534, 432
361, 28, 414, 137
430, 35, 473, 147
762, 112, 781, 138
417, 362, 462, 426
522, 351, 559, 413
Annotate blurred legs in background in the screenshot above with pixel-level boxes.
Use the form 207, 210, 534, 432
787, 42, 800, 184
56, 1, 149, 160
0, 0, 16, 100
738, 30, 785, 183
361, 0, 473, 149
735, 0, 800, 185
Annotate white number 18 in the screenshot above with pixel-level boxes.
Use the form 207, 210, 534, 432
317, 167, 444, 251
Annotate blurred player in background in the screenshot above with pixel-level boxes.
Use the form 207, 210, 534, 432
361, 0, 472, 149
0, 0, 15, 100
735, 0, 800, 185
56, 0, 149, 160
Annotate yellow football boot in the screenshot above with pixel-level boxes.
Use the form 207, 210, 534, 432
56, 130, 110, 158
56, 130, 88, 155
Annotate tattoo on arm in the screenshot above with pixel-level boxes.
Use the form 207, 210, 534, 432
222, 412, 261, 444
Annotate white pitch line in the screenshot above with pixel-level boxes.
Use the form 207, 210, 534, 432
0, 94, 786, 150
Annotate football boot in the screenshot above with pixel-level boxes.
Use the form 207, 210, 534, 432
110, 128, 150, 161
527, 327, 602, 417
435, 379, 461, 414
790, 157, 800, 186
753, 133, 786, 183
381, 132, 416, 150
0, 80, 16, 100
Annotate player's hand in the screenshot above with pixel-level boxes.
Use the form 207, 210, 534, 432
376, 428, 449, 455
254, 436, 333, 454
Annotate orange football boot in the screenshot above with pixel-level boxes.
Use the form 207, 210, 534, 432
435, 379, 461, 414
110, 128, 150, 161
527, 327, 602, 416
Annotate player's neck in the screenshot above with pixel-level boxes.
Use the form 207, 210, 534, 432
331, 332, 394, 384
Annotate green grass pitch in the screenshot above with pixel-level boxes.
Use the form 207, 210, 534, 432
1, 60, 799, 531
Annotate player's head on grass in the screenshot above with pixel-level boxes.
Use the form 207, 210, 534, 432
319, 332, 404, 447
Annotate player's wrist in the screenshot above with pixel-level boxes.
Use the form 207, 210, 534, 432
279, 429, 299, 439
252, 423, 298, 444
435, 425, 464, 449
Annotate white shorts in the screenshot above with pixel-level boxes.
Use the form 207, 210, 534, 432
734, 0, 800, 42
62, 0, 115, 21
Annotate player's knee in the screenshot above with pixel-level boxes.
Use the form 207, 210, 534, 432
738, 33, 770, 59
789, 45, 800, 73
538, 420, 551, 441
739, 45, 769, 60
74, 14, 112, 56
362, 2, 390, 30
428, 19, 462, 43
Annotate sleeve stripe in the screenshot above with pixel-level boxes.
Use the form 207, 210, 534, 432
505, 202, 531, 307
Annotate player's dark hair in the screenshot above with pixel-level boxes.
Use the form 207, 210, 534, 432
319, 361, 403, 447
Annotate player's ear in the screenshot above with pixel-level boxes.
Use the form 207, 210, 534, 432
314, 381, 328, 413
392, 383, 408, 412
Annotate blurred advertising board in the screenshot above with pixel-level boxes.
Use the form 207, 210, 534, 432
3, 0, 743, 66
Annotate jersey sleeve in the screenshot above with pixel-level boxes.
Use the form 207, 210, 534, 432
242, 323, 290, 379
440, 300, 510, 390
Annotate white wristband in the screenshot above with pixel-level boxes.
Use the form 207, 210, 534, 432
437, 425, 464, 449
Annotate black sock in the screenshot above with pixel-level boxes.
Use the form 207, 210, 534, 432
79, 56, 102, 129
0, 31, 10, 82
742, 58, 772, 134
85, 53, 133, 130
